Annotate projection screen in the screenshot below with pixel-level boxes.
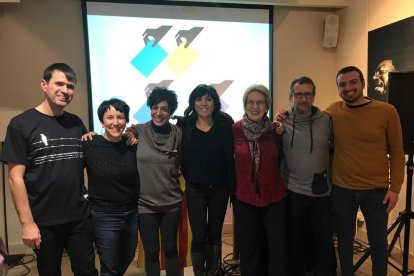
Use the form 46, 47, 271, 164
82, 1, 272, 131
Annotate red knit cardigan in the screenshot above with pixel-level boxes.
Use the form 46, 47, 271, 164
233, 120, 287, 207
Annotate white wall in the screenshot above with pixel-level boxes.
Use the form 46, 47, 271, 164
0, 0, 89, 123
273, 6, 338, 111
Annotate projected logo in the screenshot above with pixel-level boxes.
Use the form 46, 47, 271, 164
130, 25, 233, 123
131, 26, 203, 77
133, 80, 234, 123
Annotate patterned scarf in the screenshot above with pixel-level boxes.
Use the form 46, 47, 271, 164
241, 114, 273, 172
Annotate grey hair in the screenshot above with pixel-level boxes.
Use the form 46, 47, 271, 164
243, 84, 272, 109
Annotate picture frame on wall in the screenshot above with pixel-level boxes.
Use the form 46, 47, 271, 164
368, 16, 414, 102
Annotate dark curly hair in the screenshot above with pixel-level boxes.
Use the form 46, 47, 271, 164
147, 87, 178, 114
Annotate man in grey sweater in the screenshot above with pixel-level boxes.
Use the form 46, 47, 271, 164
279, 76, 336, 276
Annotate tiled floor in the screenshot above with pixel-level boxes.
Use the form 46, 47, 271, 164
6, 233, 413, 275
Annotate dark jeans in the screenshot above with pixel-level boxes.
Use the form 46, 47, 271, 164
234, 198, 287, 276
139, 211, 180, 276
287, 191, 336, 276
186, 183, 229, 252
92, 208, 139, 276
332, 185, 388, 276
35, 217, 97, 276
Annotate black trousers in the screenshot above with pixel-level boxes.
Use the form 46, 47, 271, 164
186, 183, 229, 252
35, 217, 97, 276
234, 198, 288, 276
139, 211, 181, 276
287, 191, 336, 276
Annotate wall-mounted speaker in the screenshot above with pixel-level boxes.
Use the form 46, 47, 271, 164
388, 71, 414, 154
323, 15, 339, 48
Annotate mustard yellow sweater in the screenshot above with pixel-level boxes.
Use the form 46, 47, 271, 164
325, 99, 405, 193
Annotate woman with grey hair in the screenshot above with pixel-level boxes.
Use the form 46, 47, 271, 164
232, 84, 288, 276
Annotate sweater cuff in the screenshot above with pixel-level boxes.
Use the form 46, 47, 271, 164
389, 184, 402, 194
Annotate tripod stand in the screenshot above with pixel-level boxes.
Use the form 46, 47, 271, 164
353, 154, 414, 275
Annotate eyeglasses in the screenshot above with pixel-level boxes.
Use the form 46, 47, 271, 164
246, 100, 266, 107
292, 92, 314, 99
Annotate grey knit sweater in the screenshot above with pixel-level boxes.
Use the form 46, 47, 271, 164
136, 122, 182, 213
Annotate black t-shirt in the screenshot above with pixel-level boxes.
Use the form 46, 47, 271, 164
0, 108, 88, 226
83, 135, 139, 212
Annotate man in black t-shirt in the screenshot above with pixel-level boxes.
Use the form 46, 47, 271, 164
0, 63, 97, 275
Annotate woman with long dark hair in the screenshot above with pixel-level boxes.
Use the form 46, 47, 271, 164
177, 84, 235, 276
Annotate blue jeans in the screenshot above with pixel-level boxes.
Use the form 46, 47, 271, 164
91, 208, 139, 276
186, 183, 229, 252
332, 185, 388, 276
35, 217, 98, 276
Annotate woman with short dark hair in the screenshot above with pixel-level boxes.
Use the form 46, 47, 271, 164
83, 98, 139, 275
135, 87, 183, 276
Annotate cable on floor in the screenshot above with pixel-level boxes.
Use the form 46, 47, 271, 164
222, 252, 240, 276
353, 238, 368, 254
8, 253, 36, 275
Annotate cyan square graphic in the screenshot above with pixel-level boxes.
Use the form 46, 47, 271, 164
133, 104, 151, 123
131, 40, 168, 77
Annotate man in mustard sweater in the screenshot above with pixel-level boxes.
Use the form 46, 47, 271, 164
326, 66, 405, 276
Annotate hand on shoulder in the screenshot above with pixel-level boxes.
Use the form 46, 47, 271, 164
81, 132, 97, 141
